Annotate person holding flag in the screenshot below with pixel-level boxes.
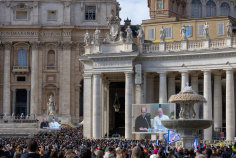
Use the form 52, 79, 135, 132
193, 136, 198, 150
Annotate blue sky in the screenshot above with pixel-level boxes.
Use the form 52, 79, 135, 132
119, 0, 150, 25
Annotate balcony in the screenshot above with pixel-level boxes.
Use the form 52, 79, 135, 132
12, 66, 30, 75
43, 66, 58, 72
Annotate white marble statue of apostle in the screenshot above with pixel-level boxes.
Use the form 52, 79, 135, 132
227, 20, 232, 37
84, 30, 91, 46
160, 26, 166, 42
48, 95, 56, 116
203, 22, 210, 39
180, 24, 187, 40
93, 28, 101, 45
125, 25, 133, 43
136, 27, 145, 44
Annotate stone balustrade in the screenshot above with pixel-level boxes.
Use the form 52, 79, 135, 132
142, 37, 235, 53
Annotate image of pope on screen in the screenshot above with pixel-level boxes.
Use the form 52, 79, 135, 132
153, 108, 169, 130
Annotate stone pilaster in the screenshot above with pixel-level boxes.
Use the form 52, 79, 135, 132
30, 41, 40, 116
63, 2, 71, 25
75, 86, 81, 123
27, 88, 30, 116
159, 72, 167, 103
93, 73, 101, 138
4, 2, 11, 25
125, 72, 133, 139
3, 42, 12, 116
11, 88, 16, 115
32, 2, 39, 25
103, 79, 108, 137
168, 72, 176, 114
203, 70, 212, 140
190, 72, 200, 119
181, 71, 189, 90
83, 74, 92, 138
213, 71, 223, 134
106, 81, 110, 137
225, 69, 235, 140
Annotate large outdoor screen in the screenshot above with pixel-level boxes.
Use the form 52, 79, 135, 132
39, 117, 61, 130
132, 103, 175, 133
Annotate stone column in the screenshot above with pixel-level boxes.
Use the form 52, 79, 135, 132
213, 71, 222, 134
75, 87, 81, 123
93, 73, 101, 138
125, 72, 133, 139
30, 42, 39, 116
191, 73, 199, 119
146, 74, 155, 103
159, 73, 167, 103
181, 71, 189, 90
203, 70, 212, 140
83, 74, 92, 138
11, 88, 16, 115
63, 2, 71, 25
3, 42, 12, 116
27, 88, 30, 116
234, 74, 236, 137
168, 73, 176, 114
225, 69, 235, 140
107, 81, 110, 137
103, 80, 108, 137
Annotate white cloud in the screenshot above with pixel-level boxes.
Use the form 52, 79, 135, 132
118, 0, 150, 25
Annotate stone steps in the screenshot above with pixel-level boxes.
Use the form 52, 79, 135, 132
0, 123, 39, 128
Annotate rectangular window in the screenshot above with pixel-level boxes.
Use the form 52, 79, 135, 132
148, 28, 155, 40
172, 1, 174, 11
17, 76, 26, 81
217, 23, 224, 35
182, 6, 185, 15
198, 24, 204, 36
185, 26, 192, 37
48, 11, 57, 21
166, 27, 172, 38
16, 11, 27, 20
85, 6, 96, 20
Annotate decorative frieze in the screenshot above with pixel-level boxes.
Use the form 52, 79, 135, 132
93, 60, 132, 67
0, 31, 71, 36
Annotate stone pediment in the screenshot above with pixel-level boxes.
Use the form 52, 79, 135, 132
10, 3, 33, 10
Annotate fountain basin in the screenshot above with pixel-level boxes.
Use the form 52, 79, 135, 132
161, 119, 213, 130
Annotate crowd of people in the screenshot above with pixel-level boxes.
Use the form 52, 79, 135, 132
0, 126, 235, 158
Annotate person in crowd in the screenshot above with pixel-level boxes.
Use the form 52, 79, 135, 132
150, 150, 158, 158
176, 147, 184, 158
80, 149, 92, 158
222, 148, 231, 158
196, 154, 206, 158
49, 150, 57, 158
188, 148, 195, 158
184, 150, 190, 158
104, 147, 115, 158
131, 146, 142, 158
20, 139, 45, 158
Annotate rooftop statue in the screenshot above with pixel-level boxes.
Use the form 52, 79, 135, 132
136, 27, 145, 44
107, 14, 120, 41
227, 20, 232, 37
160, 26, 166, 42
180, 24, 187, 40
93, 28, 101, 45
203, 22, 210, 39
125, 25, 133, 43
84, 30, 91, 46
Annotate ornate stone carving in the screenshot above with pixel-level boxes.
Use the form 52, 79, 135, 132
107, 14, 120, 40
125, 25, 133, 43
5, 1, 10, 8
226, 20, 232, 37
10, 3, 33, 9
93, 28, 101, 45
119, 31, 125, 43
47, 95, 56, 115
136, 27, 145, 44
203, 22, 210, 39
33, 2, 38, 8
180, 24, 187, 40
160, 26, 166, 42
30, 41, 40, 50
2, 41, 12, 50
103, 33, 111, 44
84, 30, 91, 46
63, 1, 70, 7
59, 41, 72, 50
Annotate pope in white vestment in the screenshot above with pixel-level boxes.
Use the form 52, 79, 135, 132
153, 108, 169, 130
50, 119, 60, 129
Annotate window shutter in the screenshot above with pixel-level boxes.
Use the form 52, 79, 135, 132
189, 25, 192, 36
166, 27, 172, 38
217, 23, 224, 35
198, 24, 204, 36
148, 28, 154, 40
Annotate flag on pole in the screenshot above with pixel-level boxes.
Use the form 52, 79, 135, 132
193, 136, 198, 150
156, 137, 158, 145
163, 133, 168, 142
168, 130, 181, 144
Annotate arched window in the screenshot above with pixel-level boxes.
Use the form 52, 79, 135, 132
47, 50, 55, 66
17, 49, 26, 66
206, 0, 216, 17
220, 2, 230, 16
234, 5, 236, 18
191, 0, 202, 17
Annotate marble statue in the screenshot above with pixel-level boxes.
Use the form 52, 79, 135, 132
136, 27, 145, 44
227, 20, 232, 37
103, 33, 111, 44
160, 26, 166, 42
93, 28, 101, 45
48, 95, 56, 116
84, 30, 91, 46
119, 31, 125, 43
203, 22, 210, 39
180, 24, 187, 40
125, 25, 133, 43
107, 14, 120, 40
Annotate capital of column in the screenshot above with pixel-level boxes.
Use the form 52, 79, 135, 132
83, 73, 92, 78
212, 70, 224, 76
180, 71, 189, 76
26, 88, 31, 92
158, 72, 167, 76
59, 41, 73, 50
202, 70, 211, 75
225, 69, 234, 75
11, 88, 16, 92
2, 41, 12, 50
167, 72, 177, 78
30, 41, 40, 50
125, 71, 133, 76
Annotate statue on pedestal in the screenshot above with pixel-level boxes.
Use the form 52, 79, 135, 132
136, 27, 145, 44
107, 14, 120, 41
227, 20, 232, 37
47, 95, 56, 116
160, 26, 166, 42
180, 24, 187, 40
84, 30, 91, 46
93, 28, 101, 45
125, 25, 133, 43
203, 22, 210, 39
